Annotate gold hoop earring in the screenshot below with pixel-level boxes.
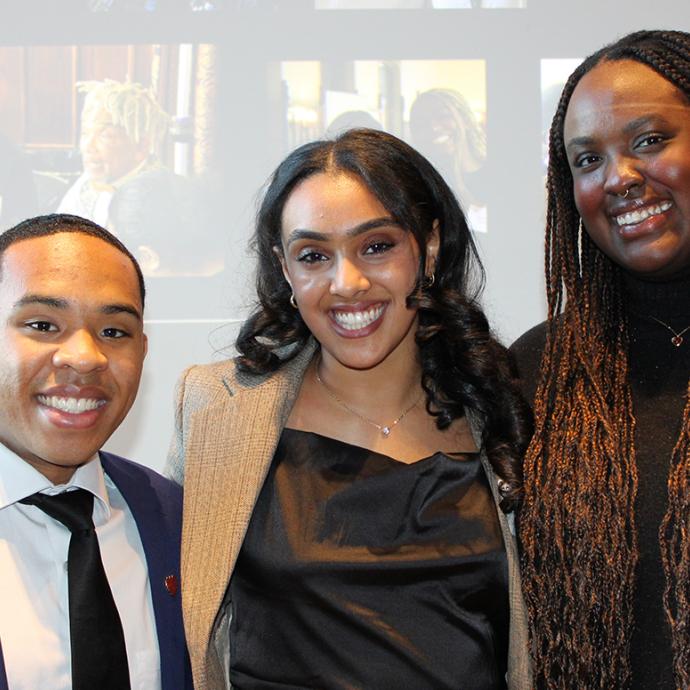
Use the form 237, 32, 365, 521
290, 292, 298, 309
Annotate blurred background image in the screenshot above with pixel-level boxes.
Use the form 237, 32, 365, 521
314, 1, 526, 9
0, 0, 684, 469
281, 59, 488, 232
0, 44, 220, 279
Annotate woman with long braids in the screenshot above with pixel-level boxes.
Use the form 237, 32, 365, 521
167, 128, 532, 689
512, 30, 690, 689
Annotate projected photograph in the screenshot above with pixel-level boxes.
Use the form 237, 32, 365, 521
315, 1, 526, 9
88, 0, 246, 10
280, 59, 488, 232
540, 58, 582, 169
0, 44, 221, 279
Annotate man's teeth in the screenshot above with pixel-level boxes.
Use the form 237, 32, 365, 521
333, 305, 384, 331
37, 396, 105, 414
616, 201, 672, 226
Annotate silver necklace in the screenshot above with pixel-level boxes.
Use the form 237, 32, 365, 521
314, 367, 422, 437
649, 316, 690, 347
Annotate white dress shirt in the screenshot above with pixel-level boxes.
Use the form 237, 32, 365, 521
57, 173, 113, 228
0, 444, 162, 690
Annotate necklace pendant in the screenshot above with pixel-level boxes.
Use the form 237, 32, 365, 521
648, 315, 689, 348
381, 426, 391, 437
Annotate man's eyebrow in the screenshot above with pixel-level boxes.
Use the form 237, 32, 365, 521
13, 295, 142, 321
14, 295, 68, 310
101, 304, 142, 321
285, 217, 400, 247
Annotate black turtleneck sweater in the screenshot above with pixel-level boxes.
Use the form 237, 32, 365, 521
510, 274, 690, 689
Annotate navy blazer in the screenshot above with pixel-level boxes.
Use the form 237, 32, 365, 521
0, 451, 192, 690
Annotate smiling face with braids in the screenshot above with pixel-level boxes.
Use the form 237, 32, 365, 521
564, 60, 690, 281
518, 30, 690, 689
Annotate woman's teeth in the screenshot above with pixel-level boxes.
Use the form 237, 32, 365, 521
616, 200, 672, 226
37, 396, 105, 414
333, 305, 384, 330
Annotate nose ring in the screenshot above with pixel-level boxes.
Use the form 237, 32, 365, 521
619, 187, 630, 199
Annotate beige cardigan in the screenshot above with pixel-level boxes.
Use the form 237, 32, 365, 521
166, 343, 532, 690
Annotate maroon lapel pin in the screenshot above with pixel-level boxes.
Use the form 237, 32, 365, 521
164, 574, 178, 596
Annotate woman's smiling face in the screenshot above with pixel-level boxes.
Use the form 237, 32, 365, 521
564, 59, 690, 280
278, 171, 438, 372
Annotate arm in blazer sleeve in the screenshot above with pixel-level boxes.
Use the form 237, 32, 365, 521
165, 366, 194, 486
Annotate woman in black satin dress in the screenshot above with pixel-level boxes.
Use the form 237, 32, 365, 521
167, 128, 532, 689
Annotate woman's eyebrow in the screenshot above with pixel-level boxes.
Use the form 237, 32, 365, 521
621, 114, 671, 135
567, 114, 673, 150
565, 135, 595, 150
285, 217, 399, 247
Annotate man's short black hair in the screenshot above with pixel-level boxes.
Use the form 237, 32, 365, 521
0, 214, 146, 307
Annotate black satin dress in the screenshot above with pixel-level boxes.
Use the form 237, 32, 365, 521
229, 429, 509, 690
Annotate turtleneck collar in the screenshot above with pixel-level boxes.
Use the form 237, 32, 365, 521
622, 272, 690, 324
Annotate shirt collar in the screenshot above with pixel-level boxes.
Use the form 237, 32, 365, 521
0, 444, 111, 522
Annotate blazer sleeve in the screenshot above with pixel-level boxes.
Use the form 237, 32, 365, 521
165, 366, 194, 486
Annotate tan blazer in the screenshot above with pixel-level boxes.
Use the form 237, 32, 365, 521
167, 342, 532, 690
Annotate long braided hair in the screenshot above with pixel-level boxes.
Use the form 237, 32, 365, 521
519, 30, 690, 689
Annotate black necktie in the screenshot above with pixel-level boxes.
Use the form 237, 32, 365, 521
21, 489, 131, 690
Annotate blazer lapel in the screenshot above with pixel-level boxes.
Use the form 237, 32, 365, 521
0, 640, 8, 690
101, 453, 187, 690
181, 344, 316, 682
466, 411, 532, 688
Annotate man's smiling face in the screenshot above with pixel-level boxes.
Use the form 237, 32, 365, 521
0, 232, 147, 484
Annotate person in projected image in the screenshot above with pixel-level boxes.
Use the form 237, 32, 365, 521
511, 30, 690, 689
325, 109, 382, 137
58, 79, 205, 275
410, 88, 488, 233
167, 128, 532, 689
58, 80, 168, 227
0, 214, 191, 689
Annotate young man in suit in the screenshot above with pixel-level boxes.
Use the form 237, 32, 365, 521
0, 213, 190, 689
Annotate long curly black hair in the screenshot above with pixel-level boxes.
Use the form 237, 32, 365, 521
236, 128, 531, 511
519, 30, 690, 689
